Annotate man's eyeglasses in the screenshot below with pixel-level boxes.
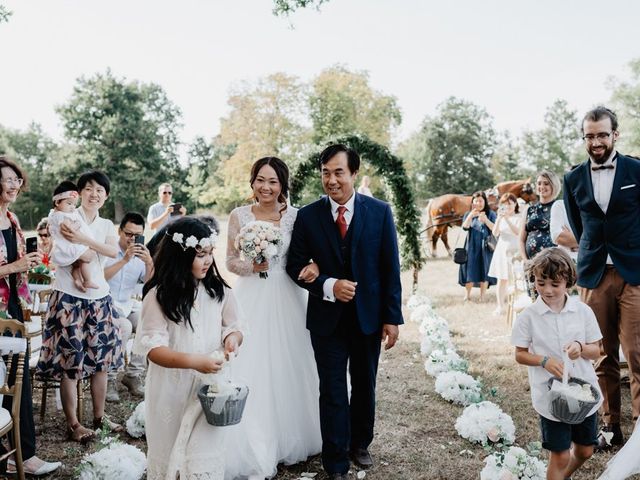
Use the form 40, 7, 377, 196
0, 177, 24, 187
582, 132, 613, 143
162, 191, 173, 195
121, 230, 142, 238
38, 233, 50, 239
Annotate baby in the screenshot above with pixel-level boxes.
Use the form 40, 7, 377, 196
48, 181, 98, 292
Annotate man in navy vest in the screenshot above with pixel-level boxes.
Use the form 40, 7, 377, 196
287, 144, 403, 480
564, 106, 640, 450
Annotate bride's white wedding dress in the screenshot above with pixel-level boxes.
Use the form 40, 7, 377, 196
224, 205, 322, 479
598, 417, 640, 480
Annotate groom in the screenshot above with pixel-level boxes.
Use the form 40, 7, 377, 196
287, 144, 403, 479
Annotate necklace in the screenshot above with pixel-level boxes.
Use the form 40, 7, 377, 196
252, 203, 284, 222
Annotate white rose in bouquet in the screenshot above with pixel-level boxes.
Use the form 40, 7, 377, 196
236, 221, 282, 279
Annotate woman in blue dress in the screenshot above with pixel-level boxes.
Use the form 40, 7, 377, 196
458, 191, 497, 302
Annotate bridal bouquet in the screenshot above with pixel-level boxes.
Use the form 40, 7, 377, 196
455, 401, 516, 445
235, 221, 282, 279
480, 446, 546, 480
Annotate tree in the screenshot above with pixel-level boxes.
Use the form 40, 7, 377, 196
404, 97, 496, 198
201, 73, 311, 211
518, 99, 581, 178
57, 70, 183, 220
491, 131, 530, 183
609, 58, 640, 154
309, 66, 401, 146
272, 0, 328, 16
0, 123, 65, 229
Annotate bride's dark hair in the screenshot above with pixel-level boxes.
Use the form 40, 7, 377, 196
143, 217, 229, 329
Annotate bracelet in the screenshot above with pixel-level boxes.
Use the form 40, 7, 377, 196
541, 356, 549, 368
575, 340, 583, 353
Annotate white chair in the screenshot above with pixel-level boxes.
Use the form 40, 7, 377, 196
0, 319, 28, 480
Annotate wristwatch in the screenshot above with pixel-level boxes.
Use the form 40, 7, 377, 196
541, 356, 549, 368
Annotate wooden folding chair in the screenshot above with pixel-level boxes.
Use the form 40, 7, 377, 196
0, 318, 28, 480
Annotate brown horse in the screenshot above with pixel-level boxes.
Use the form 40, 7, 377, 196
424, 178, 536, 257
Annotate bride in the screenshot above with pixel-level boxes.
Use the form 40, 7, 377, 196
224, 157, 322, 479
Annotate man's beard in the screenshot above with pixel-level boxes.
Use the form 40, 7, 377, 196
588, 143, 614, 164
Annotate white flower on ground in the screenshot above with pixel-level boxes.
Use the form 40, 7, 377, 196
434, 371, 482, 406
126, 401, 146, 438
480, 446, 546, 480
425, 349, 468, 377
454, 401, 516, 445
78, 440, 146, 480
406, 294, 431, 311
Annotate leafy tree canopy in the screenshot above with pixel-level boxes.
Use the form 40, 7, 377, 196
272, 0, 328, 16
609, 58, 640, 155
56, 70, 183, 220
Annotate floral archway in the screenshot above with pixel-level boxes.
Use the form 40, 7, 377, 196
290, 135, 424, 288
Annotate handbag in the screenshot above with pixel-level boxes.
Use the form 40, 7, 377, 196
453, 248, 468, 264
452, 227, 467, 264
484, 234, 497, 252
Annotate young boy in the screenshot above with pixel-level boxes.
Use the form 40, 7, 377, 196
511, 247, 603, 480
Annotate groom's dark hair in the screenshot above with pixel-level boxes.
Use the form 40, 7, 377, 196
318, 144, 360, 174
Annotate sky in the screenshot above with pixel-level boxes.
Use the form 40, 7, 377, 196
1, 0, 640, 154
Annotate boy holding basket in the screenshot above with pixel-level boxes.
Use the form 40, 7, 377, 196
512, 247, 603, 480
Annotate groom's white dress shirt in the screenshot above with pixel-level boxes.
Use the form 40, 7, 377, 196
322, 193, 356, 303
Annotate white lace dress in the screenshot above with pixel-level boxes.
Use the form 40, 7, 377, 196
488, 214, 524, 280
133, 284, 242, 480
224, 205, 321, 479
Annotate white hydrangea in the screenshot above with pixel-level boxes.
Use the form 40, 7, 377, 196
125, 401, 145, 438
454, 401, 516, 445
480, 446, 546, 480
425, 349, 468, 377
420, 329, 454, 357
78, 440, 146, 480
406, 294, 431, 311
434, 370, 482, 406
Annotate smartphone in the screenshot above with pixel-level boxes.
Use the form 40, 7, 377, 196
134, 234, 145, 245
170, 203, 182, 216
26, 237, 38, 253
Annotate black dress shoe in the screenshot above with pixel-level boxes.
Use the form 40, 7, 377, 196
350, 448, 373, 468
595, 423, 624, 451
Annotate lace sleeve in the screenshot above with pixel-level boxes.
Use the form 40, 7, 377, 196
221, 287, 243, 342
226, 209, 254, 276
132, 288, 170, 358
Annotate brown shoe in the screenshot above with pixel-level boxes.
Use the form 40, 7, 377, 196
350, 448, 373, 468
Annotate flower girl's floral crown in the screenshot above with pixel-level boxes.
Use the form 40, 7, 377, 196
167, 231, 217, 251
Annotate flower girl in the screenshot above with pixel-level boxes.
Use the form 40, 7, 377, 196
133, 217, 243, 479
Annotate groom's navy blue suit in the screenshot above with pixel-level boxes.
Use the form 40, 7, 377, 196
287, 193, 403, 475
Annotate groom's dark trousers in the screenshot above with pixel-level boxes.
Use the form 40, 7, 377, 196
287, 193, 403, 475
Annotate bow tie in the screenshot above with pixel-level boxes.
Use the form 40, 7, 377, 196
592, 164, 615, 171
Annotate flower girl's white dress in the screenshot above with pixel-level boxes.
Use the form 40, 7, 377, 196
224, 205, 322, 479
133, 284, 242, 480
598, 417, 640, 479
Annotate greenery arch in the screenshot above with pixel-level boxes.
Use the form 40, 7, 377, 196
290, 135, 424, 288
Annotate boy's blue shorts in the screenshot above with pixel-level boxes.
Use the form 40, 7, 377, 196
539, 413, 598, 452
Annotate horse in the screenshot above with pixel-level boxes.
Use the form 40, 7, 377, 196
424, 178, 536, 257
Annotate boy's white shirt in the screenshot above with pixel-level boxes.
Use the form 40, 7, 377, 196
511, 294, 603, 421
